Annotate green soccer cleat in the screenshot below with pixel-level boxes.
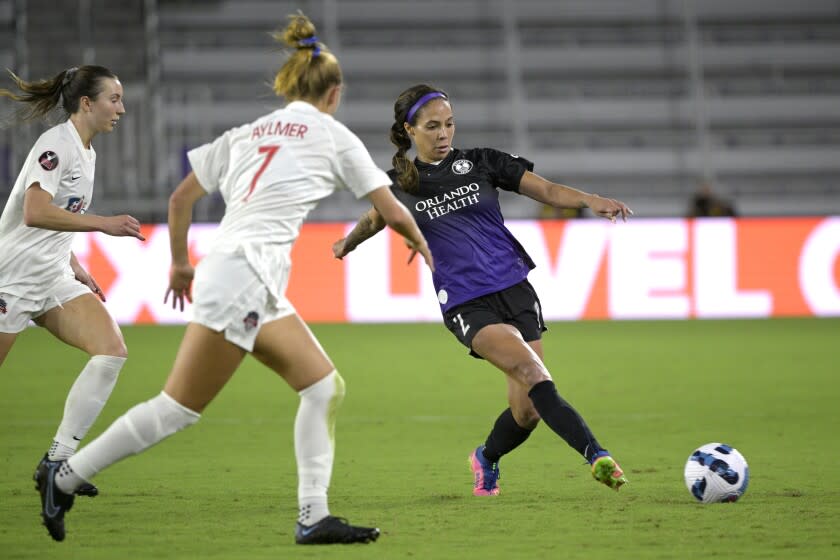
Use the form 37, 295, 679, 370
591, 453, 628, 491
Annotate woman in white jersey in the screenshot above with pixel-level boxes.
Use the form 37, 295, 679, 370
38, 14, 433, 545
0, 65, 143, 502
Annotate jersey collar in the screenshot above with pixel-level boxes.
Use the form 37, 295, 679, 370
414, 148, 456, 171
63, 119, 95, 159
285, 100, 322, 115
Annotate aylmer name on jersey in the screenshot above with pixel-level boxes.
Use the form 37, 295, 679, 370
251, 121, 309, 140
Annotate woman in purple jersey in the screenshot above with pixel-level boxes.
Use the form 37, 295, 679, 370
334, 84, 632, 496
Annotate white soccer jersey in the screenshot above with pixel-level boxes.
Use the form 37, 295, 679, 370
188, 100, 389, 249
0, 120, 96, 299
187, 100, 391, 302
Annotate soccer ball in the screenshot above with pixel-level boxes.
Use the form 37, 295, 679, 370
684, 443, 749, 503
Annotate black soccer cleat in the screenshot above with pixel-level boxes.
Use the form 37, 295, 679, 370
34, 453, 98, 497
73, 482, 99, 497
295, 515, 380, 545
35, 461, 75, 542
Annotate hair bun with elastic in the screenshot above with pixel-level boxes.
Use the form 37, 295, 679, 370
297, 36, 321, 57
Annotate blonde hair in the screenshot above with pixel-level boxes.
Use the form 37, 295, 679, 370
0, 65, 118, 123
272, 13, 342, 101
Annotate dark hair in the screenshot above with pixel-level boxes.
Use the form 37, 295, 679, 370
272, 12, 342, 101
390, 84, 448, 194
0, 65, 118, 123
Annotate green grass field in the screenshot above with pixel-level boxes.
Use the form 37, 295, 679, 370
1, 318, 838, 559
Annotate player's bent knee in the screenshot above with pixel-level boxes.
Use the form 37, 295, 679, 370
87, 335, 128, 359
113, 341, 128, 359
511, 359, 550, 387
103, 343, 128, 359
105, 334, 128, 358
299, 370, 345, 407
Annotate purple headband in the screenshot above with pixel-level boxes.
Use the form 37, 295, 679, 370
406, 92, 446, 123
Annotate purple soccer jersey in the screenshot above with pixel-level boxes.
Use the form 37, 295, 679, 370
389, 147, 536, 312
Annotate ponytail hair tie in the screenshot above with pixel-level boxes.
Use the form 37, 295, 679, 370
61, 67, 78, 88
298, 36, 321, 58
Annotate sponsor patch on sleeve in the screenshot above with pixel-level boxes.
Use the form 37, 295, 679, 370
38, 150, 59, 171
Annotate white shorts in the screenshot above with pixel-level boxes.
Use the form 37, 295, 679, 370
191, 249, 295, 352
0, 276, 92, 334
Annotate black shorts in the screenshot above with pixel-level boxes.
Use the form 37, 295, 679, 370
443, 279, 547, 358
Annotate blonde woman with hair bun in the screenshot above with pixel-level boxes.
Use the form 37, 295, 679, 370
37, 13, 431, 546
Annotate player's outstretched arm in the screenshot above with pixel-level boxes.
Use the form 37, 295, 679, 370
23, 184, 145, 239
338, 186, 434, 271
518, 171, 633, 223
370, 187, 434, 272
332, 207, 385, 259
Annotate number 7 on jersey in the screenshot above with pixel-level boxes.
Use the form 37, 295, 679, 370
243, 145, 281, 202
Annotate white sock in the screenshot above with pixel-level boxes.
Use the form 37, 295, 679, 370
48, 441, 77, 461
49, 355, 126, 461
55, 461, 86, 493
295, 370, 345, 525
59, 391, 199, 493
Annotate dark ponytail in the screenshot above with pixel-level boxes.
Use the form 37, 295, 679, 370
390, 84, 448, 194
390, 120, 418, 194
0, 65, 118, 123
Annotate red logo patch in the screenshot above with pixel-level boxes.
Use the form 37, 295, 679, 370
38, 151, 59, 171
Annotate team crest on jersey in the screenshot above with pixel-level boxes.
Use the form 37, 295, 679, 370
65, 196, 86, 214
0, 297, 7, 314
452, 159, 473, 175
38, 151, 59, 171
243, 311, 260, 331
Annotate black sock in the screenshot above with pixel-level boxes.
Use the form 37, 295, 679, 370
528, 380, 604, 462
482, 408, 534, 464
